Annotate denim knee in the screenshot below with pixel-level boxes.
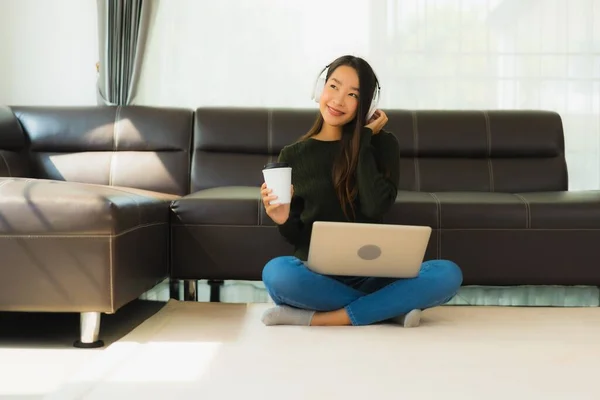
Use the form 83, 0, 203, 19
438, 259, 463, 292
262, 256, 301, 295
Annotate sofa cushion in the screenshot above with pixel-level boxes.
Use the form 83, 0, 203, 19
515, 191, 600, 229
385, 190, 600, 285
171, 186, 270, 227
0, 178, 179, 235
172, 187, 600, 232
387, 191, 529, 229
170, 187, 600, 285
170, 186, 292, 280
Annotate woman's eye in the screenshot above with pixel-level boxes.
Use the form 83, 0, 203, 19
329, 84, 337, 89
350, 93, 359, 99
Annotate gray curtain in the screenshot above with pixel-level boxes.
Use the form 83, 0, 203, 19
96, 0, 153, 105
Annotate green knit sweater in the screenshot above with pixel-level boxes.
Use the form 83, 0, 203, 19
277, 127, 400, 261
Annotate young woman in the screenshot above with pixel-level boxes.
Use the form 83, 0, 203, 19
260, 55, 463, 328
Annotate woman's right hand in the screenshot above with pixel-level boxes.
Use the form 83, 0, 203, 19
261, 182, 293, 225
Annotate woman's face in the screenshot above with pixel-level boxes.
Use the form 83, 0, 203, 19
319, 65, 360, 127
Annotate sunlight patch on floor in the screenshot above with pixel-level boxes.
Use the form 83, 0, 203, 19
0, 347, 101, 397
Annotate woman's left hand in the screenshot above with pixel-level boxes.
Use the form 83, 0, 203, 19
365, 110, 388, 135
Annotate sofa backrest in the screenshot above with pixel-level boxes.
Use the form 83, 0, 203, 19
191, 108, 311, 192
0, 107, 30, 178
386, 109, 567, 192
8, 106, 193, 195
192, 108, 567, 193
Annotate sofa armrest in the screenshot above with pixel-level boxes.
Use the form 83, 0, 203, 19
0, 106, 30, 177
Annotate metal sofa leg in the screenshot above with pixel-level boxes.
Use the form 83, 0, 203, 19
73, 312, 104, 348
169, 279, 181, 300
183, 279, 198, 301
208, 279, 224, 302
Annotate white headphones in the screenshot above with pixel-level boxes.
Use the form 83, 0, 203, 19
311, 65, 381, 121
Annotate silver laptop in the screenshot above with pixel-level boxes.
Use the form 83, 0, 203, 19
306, 221, 432, 278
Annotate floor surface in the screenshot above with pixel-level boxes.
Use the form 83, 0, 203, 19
0, 300, 165, 399
43, 300, 600, 400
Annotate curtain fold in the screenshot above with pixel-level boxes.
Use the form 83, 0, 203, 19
96, 0, 152, 105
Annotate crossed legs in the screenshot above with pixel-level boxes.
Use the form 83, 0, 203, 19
261, 256, 463, 327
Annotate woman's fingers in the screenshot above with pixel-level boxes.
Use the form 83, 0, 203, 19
262, 194, 278, 207
261, 183, 281, 214
262, 184, 292, 212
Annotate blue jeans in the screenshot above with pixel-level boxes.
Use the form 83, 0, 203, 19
262, 256, 463, 326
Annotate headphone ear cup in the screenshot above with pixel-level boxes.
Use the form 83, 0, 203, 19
366, 103, 377, 121
313, 76, 326, 103
312, 66, 329, 103
365, 86, 380, 120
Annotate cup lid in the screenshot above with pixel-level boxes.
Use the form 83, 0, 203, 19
263, 162, 289, 169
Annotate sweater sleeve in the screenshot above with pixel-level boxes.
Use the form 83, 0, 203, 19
355, 128, 400, 218
275, 147, 309, 246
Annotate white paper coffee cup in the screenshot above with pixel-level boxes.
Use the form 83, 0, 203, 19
262, 162, 292, 205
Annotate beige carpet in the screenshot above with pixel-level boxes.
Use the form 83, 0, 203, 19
45, 300, 600, 400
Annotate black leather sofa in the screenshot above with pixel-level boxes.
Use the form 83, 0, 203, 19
171, 108, 600, 297
1, 105, 599, 347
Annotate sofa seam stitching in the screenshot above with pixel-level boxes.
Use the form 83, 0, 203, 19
428, 192, 442, 259
0, 222, 167, 239
411, 111, 420, 191
483, 110, 495, 192
187, 111, 194, 194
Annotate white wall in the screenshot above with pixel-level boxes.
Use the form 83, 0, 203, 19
136, 0, 372, 108
0, 0, 98, 106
